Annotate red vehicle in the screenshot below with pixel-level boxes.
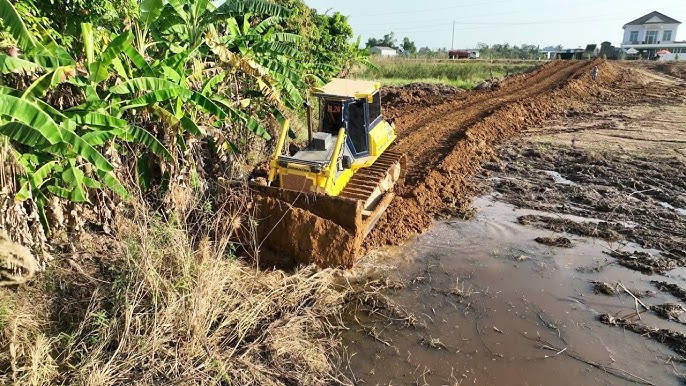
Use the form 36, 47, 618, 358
448, 50, 479, 59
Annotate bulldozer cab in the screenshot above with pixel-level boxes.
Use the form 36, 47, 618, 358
319, 97, 376, 157
315, 79, 385, 157
267, 78, 397, 197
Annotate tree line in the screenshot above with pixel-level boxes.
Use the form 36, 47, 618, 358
365, 31, 563, 59
0, 0, 367, 238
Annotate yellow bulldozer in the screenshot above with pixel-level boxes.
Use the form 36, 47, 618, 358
251, 79, 405, 267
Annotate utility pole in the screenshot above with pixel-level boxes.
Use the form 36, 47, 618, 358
451, 20, 455, 50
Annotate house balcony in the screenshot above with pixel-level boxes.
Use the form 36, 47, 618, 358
624, 41, 661, 45
621, 41, 686, 49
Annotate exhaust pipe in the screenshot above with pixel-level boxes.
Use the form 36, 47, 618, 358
304, 99, 313, 147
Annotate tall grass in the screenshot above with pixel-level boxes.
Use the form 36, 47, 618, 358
0, 193, 351, 386
351, 58, 542, 89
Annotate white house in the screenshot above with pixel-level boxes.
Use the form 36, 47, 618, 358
370, 46, 397, 57
621, 11, 686, 60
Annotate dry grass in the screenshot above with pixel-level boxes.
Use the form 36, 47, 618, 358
0, 195, 352, 385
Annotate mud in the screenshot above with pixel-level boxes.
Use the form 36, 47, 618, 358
534, 236, 573, 248
591, 281, 617, 295
486, 143, 686, 275
653, 281, 686, 303
341, 197, 686, 385
249, 187, 364, 268
481, 65, 686, 273
600, 314, 686, 356
650, 303, 686, 322
340, 62, 686, 385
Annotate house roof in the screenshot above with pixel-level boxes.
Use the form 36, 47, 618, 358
623, 11, 681, 28
371, 46, 396, 51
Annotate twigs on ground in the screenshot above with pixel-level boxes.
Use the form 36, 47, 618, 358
520, 332, 655, 385
618, 281, 650, 320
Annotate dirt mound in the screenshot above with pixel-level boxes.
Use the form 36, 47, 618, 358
367, 60, 620, 249
485, 140, 686, 273
381, 83, 465, 114
647, 61, 686, 81
534, 236, 573, 248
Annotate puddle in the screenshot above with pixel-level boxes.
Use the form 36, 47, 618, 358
344, 196, 683, 385
660, 201, 686, 216
543, 170, 578, 186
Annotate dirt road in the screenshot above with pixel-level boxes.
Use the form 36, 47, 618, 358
368, 60, 613, 248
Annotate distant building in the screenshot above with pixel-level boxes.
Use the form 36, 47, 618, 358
541, 46, 558, 60
370, 46, 398, 57
621, 11, 686, 60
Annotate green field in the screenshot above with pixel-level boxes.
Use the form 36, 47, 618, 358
351, 58, 543, 89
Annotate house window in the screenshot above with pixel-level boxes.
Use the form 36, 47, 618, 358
629, 31, 639, 42
645, 31, 658, 44
663, 30, 672, 41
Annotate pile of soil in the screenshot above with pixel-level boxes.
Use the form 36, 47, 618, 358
646, 61, 686, 81
534, 236, 573, 248
381, 83, 465, 113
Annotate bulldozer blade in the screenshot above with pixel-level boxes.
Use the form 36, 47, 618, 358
245, 151, 406, 268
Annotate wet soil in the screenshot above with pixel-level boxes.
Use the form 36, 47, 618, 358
342, 197, 686, 386
482, 66, 686, 274
341, 62, 686, 385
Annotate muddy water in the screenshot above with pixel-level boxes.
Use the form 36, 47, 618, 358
343, 196, 685, 385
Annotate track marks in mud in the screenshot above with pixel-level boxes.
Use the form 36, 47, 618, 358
488, 142, 686, 272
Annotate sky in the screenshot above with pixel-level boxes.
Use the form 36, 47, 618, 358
304, 0, 686, 49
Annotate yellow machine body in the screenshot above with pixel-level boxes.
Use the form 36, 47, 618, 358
267, 79, 398, 197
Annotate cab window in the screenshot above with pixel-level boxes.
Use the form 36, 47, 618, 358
321, 100, 343, 134
368, 92, 382, 126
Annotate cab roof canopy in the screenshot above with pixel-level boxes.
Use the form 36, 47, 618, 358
313, 78, 380, 101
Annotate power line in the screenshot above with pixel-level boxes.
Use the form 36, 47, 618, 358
358, 0, 512, 17
355, 15, 627, 33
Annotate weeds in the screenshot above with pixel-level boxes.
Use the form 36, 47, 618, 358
350, 58, 541, 89
0, 201, 351, 385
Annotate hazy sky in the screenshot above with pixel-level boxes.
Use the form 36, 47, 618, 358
304, 0, 686, 49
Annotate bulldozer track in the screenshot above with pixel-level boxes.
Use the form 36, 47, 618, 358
339, 151, 405, 209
